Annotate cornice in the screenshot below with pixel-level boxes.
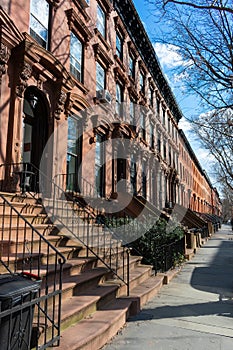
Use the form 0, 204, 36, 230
65, 8, 92, 43
93, 43, 113, 69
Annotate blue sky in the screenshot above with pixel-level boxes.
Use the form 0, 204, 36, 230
132, 0, 218, 187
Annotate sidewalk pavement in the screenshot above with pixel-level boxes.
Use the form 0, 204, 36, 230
103, 224, 233, 350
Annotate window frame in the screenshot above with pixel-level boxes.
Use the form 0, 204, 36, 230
139, 71, 145, 94
129, 53, 136, 79
97, 3, 106, 38
140, 111, 146, 141
116, 82, 123, 116
150, 123, 155, 149
66, 114, 82, 192
70, 32, 84, 83
96, 61, 106, 91
116, 31, 124, 61
29, 0, 50, 49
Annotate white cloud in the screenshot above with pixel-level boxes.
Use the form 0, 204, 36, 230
154, 43, 185, 69
179, 117, 193, 132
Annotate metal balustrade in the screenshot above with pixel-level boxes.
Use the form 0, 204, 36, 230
0, 192, 66, 350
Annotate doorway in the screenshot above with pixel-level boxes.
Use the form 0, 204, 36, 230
22, 87, 49, 190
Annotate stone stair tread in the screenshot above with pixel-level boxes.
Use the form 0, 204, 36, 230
0, 212, 47, 218
59, 284, 119, 319
57, 298, 132, 350
130, 274, 164, 297
1, 234, 61, 244
62, 267, 110, 285
0, 223, 52, 229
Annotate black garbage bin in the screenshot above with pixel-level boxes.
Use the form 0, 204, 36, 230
0, 272, 41, 350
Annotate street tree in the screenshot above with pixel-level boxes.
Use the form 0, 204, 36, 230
147, 0, 233, 111
146, 0, 233, 194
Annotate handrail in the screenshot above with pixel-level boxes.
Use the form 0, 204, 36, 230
0, 194, 66, 264
0, 191, 66, 349
0, 162, 130, 294
46, 173, 131, 293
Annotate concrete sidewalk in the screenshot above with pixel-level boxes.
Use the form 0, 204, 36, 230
103, 225, 233, 350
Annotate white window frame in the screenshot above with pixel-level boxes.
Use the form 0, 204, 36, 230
29, 0, 49, 49
96, 61, 105, 91
70, 32, 83, 82
97, 4, 106, 38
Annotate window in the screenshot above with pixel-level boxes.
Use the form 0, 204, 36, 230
97, 4, 106, 38
96, 62, 105, 91
95, 133, 105, 197
130, 155, 137, 195
169, 146, 172, 165
141, 161, 147, 199
139, 71, 145, 94
156, 97, 160, 115
150, 123, 155, 149
67, 115, 81, 192
157, 133, 161, 153
129, 54, 135, 79
168, 118, 171, 133
162, 108, 166, 125
70, 32, 83, 82
129, 100, 137, 131
116, 31, 123, 60
140, 111, 146, 140
30, 0, 49, 49
149, 88, 154, 107
116, 83, 123, 116
163, 141, 167, 160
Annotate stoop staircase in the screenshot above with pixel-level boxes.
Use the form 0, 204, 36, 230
0, 167, 165, 349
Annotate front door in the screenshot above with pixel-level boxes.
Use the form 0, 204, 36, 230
22, 88, 48, 190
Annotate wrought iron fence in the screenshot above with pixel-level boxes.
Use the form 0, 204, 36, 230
0, 192, 66, 349
0, 163, 131, 295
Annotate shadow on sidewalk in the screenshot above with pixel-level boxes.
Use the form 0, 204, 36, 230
130, 233, 233, 322
130, 299, 233, 322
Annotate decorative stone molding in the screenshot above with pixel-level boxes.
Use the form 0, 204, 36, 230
50, 0, 60, 5
16, 62, 32, 97
65, 8, 92, 43
128, 81, 139, 101
36, 74, 46, 90
94, 28, 111, 52
72, 0, 90, 21
0, 43, 10, 81
64, 94, 74, 119
98, 0, 113, 16
92, 43, 113, 70
54, 90, 67, 120
114, 16, 127, 40
114, 66, 128, 85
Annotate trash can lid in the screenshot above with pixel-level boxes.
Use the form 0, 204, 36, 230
0, 274, 41, 300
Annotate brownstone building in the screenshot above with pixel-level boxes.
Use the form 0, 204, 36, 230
0, 1, 222, 348
0, 0, 221, 216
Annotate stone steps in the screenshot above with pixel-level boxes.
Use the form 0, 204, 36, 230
0, 191, 166, 350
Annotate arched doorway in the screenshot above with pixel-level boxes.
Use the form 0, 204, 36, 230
22, 87, 49, 190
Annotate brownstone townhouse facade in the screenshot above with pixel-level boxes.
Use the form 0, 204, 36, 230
0, 1, 222, 349
0, 0, 221, 216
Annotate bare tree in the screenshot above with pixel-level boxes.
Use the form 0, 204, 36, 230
162, 0, 233, 14
146, 0, 233, 195
194, 108, 233, 193
147, 0, 233, 111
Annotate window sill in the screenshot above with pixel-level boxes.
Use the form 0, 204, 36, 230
94, 28, 110, 51
71, 75, 89, 95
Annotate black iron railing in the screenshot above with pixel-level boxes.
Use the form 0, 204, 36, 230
0, 163, 131, 295
46, 173, 131, 295
0, 193, 66, 349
